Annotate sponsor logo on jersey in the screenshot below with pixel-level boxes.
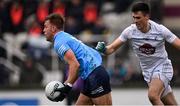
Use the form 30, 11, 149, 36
139, 43, 155, 55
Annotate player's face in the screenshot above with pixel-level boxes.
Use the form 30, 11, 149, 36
43, 20, 55, 42
132, 11, 149, 32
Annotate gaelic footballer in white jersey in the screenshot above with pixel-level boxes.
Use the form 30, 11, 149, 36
96, 2, 179, 105
119, 20, 177, 95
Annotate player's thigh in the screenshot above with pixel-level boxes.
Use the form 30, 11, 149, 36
92, 92, 112, 105
75, 93, 93, 105
148, 78, 165, 97
161, 91, 178, 105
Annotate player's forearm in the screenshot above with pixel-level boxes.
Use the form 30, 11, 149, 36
172, 37, 180, 50
105, 38, 124, 55
175, 38, 180, 50
105, 46, 114, 55
65, 63, 80, 85
105, 44, 119, 55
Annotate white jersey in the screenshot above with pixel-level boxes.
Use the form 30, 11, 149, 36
119, 20, 177, 73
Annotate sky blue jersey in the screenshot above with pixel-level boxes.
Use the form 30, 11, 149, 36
53, 31, 102, 79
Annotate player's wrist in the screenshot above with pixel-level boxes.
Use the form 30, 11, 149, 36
66, 83, 73, 87
63, 83, 72, 93
101, 46, 107, 54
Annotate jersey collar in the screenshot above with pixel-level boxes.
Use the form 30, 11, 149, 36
53, 31, 63, 41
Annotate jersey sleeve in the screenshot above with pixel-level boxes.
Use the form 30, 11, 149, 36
119, 26, 131, 42
161, 25, 177, 43
54, 42, 70, 60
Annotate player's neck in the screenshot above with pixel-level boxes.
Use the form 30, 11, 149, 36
141, 23, 151, 33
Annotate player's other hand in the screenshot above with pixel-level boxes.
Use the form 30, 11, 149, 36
54, 84, 72, 102
96, 42, 106, 54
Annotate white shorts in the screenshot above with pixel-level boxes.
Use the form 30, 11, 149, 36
142, 59, 173, 97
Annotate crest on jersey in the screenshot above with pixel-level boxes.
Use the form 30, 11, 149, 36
139, 43, 155, 55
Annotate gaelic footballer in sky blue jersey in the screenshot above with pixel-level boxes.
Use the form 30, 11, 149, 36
43, 13, 112, 104
53, 31, 102, 80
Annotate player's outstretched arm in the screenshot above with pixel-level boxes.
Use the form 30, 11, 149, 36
96, 38, 124, 55
172, 37, 180, 50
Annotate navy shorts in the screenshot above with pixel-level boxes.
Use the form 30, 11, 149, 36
81, 66, 111, 98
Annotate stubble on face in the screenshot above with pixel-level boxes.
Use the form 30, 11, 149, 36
44, 20, 54, 42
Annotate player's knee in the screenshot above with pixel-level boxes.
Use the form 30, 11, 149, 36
148, 92, 160, 102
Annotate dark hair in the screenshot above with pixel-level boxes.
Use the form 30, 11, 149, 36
45, 13, 65, 30
131, 2, 150, 15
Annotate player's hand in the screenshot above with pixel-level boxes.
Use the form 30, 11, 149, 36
96, 42, 106, 54
54, 84, 72, 102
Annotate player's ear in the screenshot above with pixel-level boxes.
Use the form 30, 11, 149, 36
52, 26, 57, 33
145, 14, 150, 19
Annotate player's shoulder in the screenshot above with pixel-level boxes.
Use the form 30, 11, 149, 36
149, 20, 161, 27
121, 23, 137, 36
149, 20, 166, 31
54, 32, 68, 47
55, 31, 72, 42
122, 24, 135, 33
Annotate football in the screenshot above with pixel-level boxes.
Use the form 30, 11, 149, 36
45, 81, 64, 101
